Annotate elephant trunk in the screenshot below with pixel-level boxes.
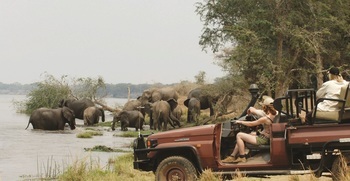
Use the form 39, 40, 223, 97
169, 112, 181, 128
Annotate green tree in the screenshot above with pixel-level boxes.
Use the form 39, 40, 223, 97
194, 71, 207, 85
196, 0, 350, 97
15, 74, 106, 115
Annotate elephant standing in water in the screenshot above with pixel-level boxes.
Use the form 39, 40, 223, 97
111, 110, 144, 131
148, 99, 181, 131
25, 107, 76, 130
83, 106, 105, 126
139, 87, 179, 129
59, 98, 95, 120
122, 98, 145, 116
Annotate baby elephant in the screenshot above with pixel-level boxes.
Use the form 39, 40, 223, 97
112, 110, 144, 131
83, 106, 105, 126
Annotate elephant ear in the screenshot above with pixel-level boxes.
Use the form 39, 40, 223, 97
167, 98, 178, 110
59, 99, 65, 107
184, 99, 190, 107
62, 107, 74, 121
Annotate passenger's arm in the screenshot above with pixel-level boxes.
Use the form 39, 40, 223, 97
236, 117, 266, 127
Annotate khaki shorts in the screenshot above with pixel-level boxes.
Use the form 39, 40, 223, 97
256, 134, 269, 145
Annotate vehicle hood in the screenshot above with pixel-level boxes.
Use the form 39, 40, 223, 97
147, 124, 216, 140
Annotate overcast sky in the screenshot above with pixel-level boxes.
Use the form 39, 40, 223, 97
0, 0, 225, 85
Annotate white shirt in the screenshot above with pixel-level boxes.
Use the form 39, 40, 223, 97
316, 80, 348, 111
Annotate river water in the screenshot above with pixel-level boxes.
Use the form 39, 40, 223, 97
0, 95, 133, 181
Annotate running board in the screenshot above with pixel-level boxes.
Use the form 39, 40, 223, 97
215, 169, 313, 176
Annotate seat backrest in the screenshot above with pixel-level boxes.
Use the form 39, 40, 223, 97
337, 83, 350, 109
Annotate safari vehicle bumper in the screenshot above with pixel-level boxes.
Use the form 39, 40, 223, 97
133, 135, 153, 171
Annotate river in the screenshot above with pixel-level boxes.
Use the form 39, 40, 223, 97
0, 95, 133, 181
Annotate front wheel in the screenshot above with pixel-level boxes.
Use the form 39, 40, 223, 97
155, 156, 197, 181
331, 153, 350, 181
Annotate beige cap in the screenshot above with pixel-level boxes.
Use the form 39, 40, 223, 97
259, 95, 274, 106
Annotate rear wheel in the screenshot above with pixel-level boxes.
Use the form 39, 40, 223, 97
331, 153, 350, 181
155, 156, 197, 181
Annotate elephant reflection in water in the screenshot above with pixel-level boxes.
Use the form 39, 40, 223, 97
25, 107, 76, 130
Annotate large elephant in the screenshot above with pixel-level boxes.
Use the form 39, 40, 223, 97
83, 106, 105, 126
25, 107, 76, 130
139, 87, 179, 104
184, 87, 219, 123
122, 98, 145, 116
111, 110, 144, 131
59, 98, 95, 120
150, 99, 181, 131
184, 87, 233, 123
139, 87, 179, 129
186, 97, 200, 124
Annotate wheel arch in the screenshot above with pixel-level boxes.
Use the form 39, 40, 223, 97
152, 146, 203, 174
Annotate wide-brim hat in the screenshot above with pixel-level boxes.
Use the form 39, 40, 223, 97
258, 95, 274, 106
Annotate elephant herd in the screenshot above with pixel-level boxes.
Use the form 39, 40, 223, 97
25, 86, 222, 132
25, 98, 105, 130
112, 86, 219, 131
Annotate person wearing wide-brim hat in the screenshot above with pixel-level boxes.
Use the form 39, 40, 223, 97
246, 95, 275, 118
222, 95, 277, 164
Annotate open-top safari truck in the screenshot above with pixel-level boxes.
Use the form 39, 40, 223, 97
133, 84, 350, 180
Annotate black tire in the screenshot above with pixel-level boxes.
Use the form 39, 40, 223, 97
155, 156, 197, 181
331, 153, 350, 181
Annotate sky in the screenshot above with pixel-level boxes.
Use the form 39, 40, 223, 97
0, 0, 226, 85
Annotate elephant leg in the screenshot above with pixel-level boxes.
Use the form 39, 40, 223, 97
149, 112, 154, 129
187, 110, 192, 123
111, 120, 116, 131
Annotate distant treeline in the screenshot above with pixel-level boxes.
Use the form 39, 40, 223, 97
0, 82, 174, 98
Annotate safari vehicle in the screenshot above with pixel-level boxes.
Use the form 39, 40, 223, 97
133, 84, 350, 180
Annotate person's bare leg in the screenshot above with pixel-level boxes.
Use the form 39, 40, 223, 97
231, 144, 239, 156
236, 132, 257, 155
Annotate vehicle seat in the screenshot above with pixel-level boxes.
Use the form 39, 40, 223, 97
313, 83, 350, 123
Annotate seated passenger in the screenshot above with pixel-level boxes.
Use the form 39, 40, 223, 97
300, 67, 348, 123
222, 96, 277, 163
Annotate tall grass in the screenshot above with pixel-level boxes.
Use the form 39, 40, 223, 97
58, 153, 154, 181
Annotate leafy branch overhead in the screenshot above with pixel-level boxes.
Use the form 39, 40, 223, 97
196, 0, 350, 97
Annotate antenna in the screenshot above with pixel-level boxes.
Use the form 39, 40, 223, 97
137, 106, 144, 137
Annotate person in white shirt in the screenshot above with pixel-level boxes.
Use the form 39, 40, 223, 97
316, 67, 348, 111
300, 67, 348, 123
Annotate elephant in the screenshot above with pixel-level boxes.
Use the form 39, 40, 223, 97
186, 97, 200, 124
139, 87, 179, 104
149, 99, 181, 131
139, 87, 179, 129
59, 98, 95, 120
83, 106, 105, 126
111, 110, 144, 131
25, 107, 76, 130
122, 98, 145, 116
172, 105, 183, 121
184, 87, 219, 123
184, 87, 233, 123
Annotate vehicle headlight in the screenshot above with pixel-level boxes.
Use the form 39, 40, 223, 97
147, 139, 158, 148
